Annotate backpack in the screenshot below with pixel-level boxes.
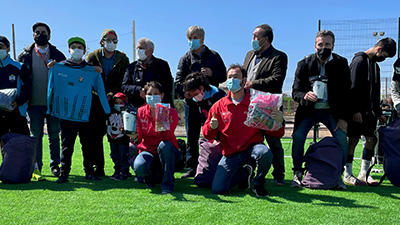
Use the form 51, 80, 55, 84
367, 119, 400, 187
0, 133, 37, 184
302, 137, 343, 189
194, 138, 223, 188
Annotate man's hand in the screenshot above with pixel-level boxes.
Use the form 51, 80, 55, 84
353, 112, 362, 124
140, 88, 146, 99
304, 91, 317, 102
210, 112, 218, 130
47, 60, 56, 68
334, 119, 348, 133
378, 114, 387, 125
244, 81, 252, 90
270, 110, 284, 124
201, 67, 213, 77
94, 66, 103, 73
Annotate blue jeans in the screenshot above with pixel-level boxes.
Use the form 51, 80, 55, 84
133, 141, 180, 192
28, 105, 61, 170
110, 143, 130, 174
292, 109, 348, 172
212, 144, 272, 195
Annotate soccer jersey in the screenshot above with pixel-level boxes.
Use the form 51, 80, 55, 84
47, 62, 110, 122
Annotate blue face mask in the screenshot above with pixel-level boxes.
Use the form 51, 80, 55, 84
0, 49, 8, 60
226, 78, 242, 93
114, 104, 125, 112
251, 40, 261, 51
189, 39, 201, 50
146, 95, 162, 107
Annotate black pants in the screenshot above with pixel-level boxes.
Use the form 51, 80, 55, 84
0, 109, 30, 139
184, 99, 201, 169
89, 95, 107, 173
60, 120, 94, 175
265, 135, 285, 180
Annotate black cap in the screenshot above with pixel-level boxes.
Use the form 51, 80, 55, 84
32, 22, 51, 35
0, 36, 10, 48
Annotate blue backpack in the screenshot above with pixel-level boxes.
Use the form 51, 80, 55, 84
302, 137, 343, 189
367, 119, 400, 187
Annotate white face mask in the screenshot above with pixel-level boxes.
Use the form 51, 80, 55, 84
193, 92, 204, 102
104, 41, 116, 52
0, 49, 8, 60
71, 48, 84, 61
136, 49, 147, 61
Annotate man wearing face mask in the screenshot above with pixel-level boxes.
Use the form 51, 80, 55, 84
86, 29, 129, 177
0, 36, 31, 139
243, 24, 288, 186
18, 22, 66, 179
202, 64, 284, 197
122, 37, 174, 108
175, 25, 227, 178
345, 37, 396, 186
291, 30, 351, 189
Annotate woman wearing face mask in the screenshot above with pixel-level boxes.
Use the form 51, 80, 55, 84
133, 81, 180, 194
183, 72, 226, 130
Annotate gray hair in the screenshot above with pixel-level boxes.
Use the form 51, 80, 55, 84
186, 25, 205, 40
138, 37, 154, 50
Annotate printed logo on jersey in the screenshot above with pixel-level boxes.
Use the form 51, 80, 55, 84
140, 118, 149, 130
9, 74, 15, 82
221, 111, 232, 123
79, 76, 84, 82
58, 73, 68, 77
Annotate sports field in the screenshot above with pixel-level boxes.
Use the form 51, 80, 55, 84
0, 137, 398, 224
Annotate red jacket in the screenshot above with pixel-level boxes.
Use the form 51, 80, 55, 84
136, 104, 179, 155
202, 91, 284, 157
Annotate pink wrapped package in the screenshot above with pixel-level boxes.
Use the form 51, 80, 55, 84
244, 90, 282, 131
155, 103, 171, 132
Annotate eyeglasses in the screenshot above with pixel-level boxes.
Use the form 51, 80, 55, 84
103, 38, 118, 44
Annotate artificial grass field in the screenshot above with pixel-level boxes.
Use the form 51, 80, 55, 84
0, 137, 399, 224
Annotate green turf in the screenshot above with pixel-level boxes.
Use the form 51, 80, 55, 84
0, 137, 399, 224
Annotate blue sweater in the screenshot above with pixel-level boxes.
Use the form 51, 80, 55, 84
0, 55, 31, 116
47, 61, 110, 122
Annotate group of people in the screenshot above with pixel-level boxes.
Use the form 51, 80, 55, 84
0, 21, 398, 197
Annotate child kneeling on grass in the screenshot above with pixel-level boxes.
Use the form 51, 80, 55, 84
106, 92, 131, 180
133, 81, 180, 194
47, 37, 110, 183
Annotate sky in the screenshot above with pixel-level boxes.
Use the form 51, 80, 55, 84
1, 0, 400, 94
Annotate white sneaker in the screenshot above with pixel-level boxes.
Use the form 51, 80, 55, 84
358, 173, 379, 186
344, 175, 366, 186
290, 171, 302, 188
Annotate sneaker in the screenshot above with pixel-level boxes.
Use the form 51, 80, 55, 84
358, 174, 379, 186
125, 172, 133, 177
51, 166, 61, 177
336, 178, 347, 190
238, 164, 253, 189
161, 189, 173, 194
32, 169, 46, 181
343, 175, 366, 186
180, 168, 196, 179
252, 185, 269, 197
85, 174, 102, 181
56, 174, 69, 184
274, 178, 285, 186
120, 173, 129, 180
109, 173, 122, 181
290, 171, 302, 188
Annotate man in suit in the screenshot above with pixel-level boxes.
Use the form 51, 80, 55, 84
243, 24, 288, 186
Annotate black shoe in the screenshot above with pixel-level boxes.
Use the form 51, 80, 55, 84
181, 168, 196, 179
51, 166, 61, 177
120, 173, 129, 180
85, 174, 102, 181
238, 164, 253, 189
93, 169, 105, 177
252, 185, 269, 197
56, 174, 69, 184
274, 178, 285, 186
109, 172, 122, 181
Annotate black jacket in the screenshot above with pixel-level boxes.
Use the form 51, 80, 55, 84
175, 45, 226, 98
292, 53, 351, 129
349, 52, 382, 117
243, 46, 288, 93
122, 56, 174, 108
17, 43, 66, 74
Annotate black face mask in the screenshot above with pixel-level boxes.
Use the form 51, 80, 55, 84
373, 54, 385, 63
34, 34, 49, 46
317, 48, 332, 61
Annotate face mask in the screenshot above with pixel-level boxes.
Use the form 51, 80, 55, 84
137, 49, 147, 61
114, 104, 125, 112
373, 51, 386, 62
189, 39, 201, 50
104, 41, 116, 52
34, 34, 48, 46
70, 48, 84, 61
251, 40, 262, 51
0, 49, 8, 60
226, 78, 242, 93
146, 95, 162, 107
193, 92, 204, 102
317, 48, 332, 61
